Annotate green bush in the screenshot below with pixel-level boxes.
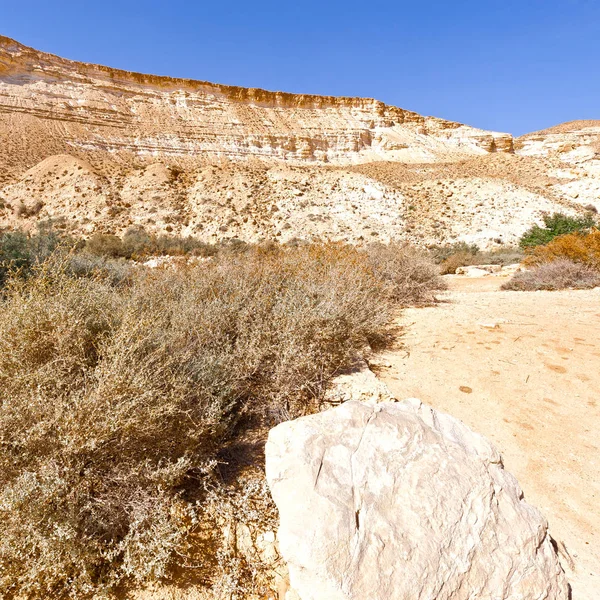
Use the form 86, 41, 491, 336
0, 226, 65, 284
519, 212, 597, 248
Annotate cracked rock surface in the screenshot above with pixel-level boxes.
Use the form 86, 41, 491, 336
266, 400, 569, 600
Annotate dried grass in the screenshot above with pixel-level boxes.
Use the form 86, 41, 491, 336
501, 259, 600, 291
523, 228, 600, 269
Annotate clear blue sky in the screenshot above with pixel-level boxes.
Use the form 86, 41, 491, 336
1, 0, 598, 135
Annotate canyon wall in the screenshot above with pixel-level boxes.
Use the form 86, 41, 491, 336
0, 35, 513, 176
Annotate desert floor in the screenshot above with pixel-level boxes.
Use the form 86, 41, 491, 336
379, 275, 599, 600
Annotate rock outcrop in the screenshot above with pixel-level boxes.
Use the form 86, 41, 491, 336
0, 35, 512, 173
517, 121, 600, 212
266, 400, 569, 600
0, 36, 596, 249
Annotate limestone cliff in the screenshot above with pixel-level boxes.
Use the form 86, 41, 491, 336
0, 35, 513, 174
2, 36, 596, 249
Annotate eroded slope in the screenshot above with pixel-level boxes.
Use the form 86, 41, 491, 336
0, 36, 597, 248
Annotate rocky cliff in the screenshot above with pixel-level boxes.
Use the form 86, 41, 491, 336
0, 35, 513, 174
0, 36, 596, 249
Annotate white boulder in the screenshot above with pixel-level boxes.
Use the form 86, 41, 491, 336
455, 264, 503, 276
266, 400, 569, 600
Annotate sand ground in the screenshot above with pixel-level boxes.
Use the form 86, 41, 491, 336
379, 275, 599, 599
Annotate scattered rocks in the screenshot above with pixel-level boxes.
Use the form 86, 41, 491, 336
455, 263, 502, 276
323, 359, 395, 406
4, 37, 596, 249
478, 321, 501, 329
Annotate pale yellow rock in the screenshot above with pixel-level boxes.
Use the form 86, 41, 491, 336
266, 400, 569, 600
323, 359, 396, 406
0, 35, 512, 170
0, 36, 597, 248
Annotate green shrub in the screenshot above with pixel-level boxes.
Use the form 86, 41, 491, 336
523, 228, 600, 269
0, 226, 65, 284
519, 212, 597, 248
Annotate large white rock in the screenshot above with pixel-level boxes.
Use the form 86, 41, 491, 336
266, 400, 569, 600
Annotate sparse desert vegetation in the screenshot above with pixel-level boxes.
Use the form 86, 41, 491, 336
86, 226, 220, 259
2, 30, 600, 600
428, 242, 523, 275
501, 259, 600, 291
0, 225, 66, 284
519, 212, 597, 248
0, 241, 442, 598
523, 227, 600, 269
501, 223, 600, 291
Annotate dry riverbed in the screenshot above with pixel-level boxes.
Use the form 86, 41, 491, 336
378, 274, 599, 600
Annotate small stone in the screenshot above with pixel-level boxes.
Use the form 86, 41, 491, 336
479, 321, 500, 329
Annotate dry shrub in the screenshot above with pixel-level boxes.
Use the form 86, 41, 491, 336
0, 243, 443, 598
366, 242, 446, 303
501, 259, 600, 291
439, 250, 478, 275
523, 228, 600, 270
85, 232, 127, 258
66, 253, 135, 286
429, 243, 522, 275
86, 228, 219, 260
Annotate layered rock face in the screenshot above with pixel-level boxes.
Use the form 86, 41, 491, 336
266, 400, 569, 600
517, 121, 600, 210
0, 35, 513, 171
0, 36, 596, 248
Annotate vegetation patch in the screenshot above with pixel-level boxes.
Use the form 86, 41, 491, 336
0, 242, 443, 598
86, 226, 220, 259
0, 225, 66, 284
523, 228, 600, 270
427, 242, 523, 275
501, 259, 600, 291
519, 212, 597, 248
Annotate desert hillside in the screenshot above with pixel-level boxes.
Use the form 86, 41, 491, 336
0, 35, 598, 247
1, 29, 599, 600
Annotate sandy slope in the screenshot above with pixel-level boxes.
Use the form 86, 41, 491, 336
378, 277, 599, 600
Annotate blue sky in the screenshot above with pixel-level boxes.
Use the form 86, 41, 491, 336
1, 0, 598, 135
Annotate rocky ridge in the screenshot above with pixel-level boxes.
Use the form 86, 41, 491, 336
0, 35, 513, 170
0, 35, 597, 248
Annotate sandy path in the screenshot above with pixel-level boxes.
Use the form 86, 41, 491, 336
379, 275, 599, 599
